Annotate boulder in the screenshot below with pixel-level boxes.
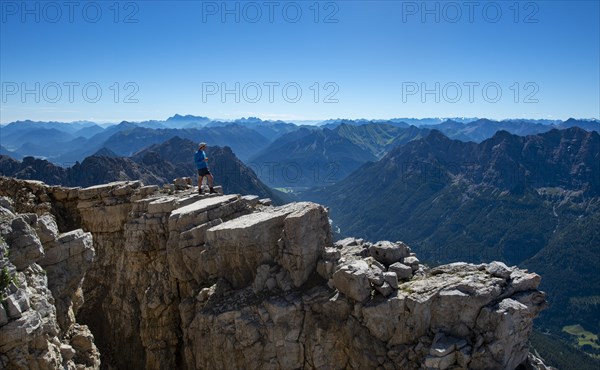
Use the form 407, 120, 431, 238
278, 203, 331, 287
60, 344, 76, 360
367, 267, 384, 286
389, 262, 413, 280
374, 281, 394, 297
403, 256, 420, 272
383, 271, 399, 289
368, 241, 410, 266
316, 247, 341, 280
473, 298, 534, 370
5, 294, 24, 319
332, 260, 372, 302
35, 214, 59, 244
203, 206, 289, 288
486, 261, 513, 279
173, 177, 192, 190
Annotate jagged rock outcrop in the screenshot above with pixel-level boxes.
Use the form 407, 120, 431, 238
0, 176, 551, 370
0, 195, 99, 369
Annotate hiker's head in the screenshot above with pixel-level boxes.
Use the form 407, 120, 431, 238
199, 142, 207, 149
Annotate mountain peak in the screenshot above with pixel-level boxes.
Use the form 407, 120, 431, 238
426, 129, 448, 139
92, 147, 119, 158
490, 129, 516, 140
167, 114, 209, 121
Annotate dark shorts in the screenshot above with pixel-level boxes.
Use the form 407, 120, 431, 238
197, 168, 211, 176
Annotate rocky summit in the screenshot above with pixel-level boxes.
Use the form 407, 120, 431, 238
0, 176, 552, 370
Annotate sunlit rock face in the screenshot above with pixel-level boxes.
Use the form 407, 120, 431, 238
0, 177, 549, 370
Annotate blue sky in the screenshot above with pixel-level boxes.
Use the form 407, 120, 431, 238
1, 0, 599, 123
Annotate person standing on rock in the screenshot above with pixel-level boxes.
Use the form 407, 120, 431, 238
194, 142, 216, 194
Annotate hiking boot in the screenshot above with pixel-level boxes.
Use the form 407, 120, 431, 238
209, 187, 216, 194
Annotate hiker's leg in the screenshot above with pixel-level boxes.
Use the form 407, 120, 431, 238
198, 175, 204, 192
207, 174, 217, 193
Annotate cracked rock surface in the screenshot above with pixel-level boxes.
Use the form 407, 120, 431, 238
0, 177, 553, 370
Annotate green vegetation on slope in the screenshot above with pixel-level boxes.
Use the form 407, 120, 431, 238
524, 207, 600, 338
531, 329, 600, 369
563, 325, 600, 352
334, 123, 431, 159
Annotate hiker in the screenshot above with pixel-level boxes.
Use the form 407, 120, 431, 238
194, 142, 216, 194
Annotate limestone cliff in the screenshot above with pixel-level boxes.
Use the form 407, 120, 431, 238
0, 176, 553, 370
0, 185, 100, 369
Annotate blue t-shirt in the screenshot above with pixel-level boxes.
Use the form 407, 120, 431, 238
194, 150, 208, 169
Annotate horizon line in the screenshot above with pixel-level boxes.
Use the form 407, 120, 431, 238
2, 115, 599, 126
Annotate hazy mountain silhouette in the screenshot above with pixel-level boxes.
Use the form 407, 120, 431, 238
205, 117, 299, 141
249, 127, 378, 188
0, 137, 285, 203
2, 117, 597, 166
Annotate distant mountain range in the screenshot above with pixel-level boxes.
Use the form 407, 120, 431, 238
0, 116, 300, 164
247, 118, 600, 189
1, 116, 597, 168
317, 117, 566, 127
97, 124, 271, 162
248, 123, 433, 188
305, 127, 600, 349
0, 137, 285, 204
425, 118, 600, 142
249, 126, 376, 188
